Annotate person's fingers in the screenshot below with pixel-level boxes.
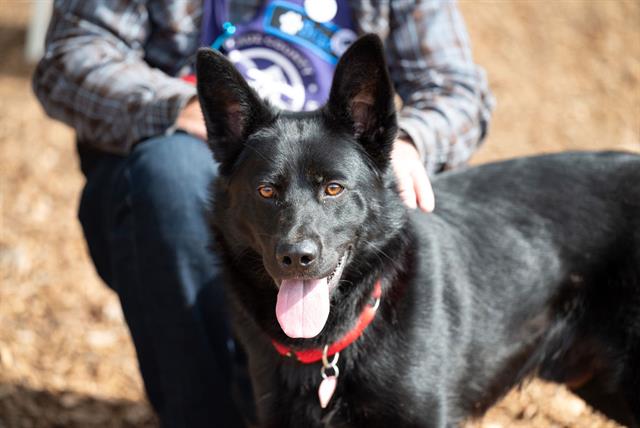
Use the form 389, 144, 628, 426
397, 172, 417, 209
176, 98, 207, 140
182, 119, 207, 140
390, 139, 434, 212
192, 122, 208, 140
412, 165, 435, 213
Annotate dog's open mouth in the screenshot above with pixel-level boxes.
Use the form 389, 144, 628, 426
275, 250, 350, 339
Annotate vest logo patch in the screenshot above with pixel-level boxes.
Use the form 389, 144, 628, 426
207, 0, 356, 112
224, 34, 316, 111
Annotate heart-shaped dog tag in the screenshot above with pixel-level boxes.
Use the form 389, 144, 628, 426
318, 375, 337, 408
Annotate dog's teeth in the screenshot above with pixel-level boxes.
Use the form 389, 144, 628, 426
327, 253, 346, 284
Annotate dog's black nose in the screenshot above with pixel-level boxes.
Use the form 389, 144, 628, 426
276, 240, 319, 269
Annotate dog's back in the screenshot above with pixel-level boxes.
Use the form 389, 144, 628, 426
407, 151, 640, 423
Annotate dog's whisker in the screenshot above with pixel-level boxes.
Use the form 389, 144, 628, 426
255, 392, 273, 404
241, 142, 276, 166
360, 239, 405, 271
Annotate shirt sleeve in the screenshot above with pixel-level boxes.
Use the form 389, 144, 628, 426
387, 0, 495, 174
32, 0, 197, 155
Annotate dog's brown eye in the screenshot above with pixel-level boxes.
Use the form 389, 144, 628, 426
258, 185, 275, 199
325, 183, 344, 196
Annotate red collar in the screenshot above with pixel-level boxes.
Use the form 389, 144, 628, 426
271, 280, 382, 364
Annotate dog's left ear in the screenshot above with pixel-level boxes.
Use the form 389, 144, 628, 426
327, 34, 397, 170
196, 48, 273, 173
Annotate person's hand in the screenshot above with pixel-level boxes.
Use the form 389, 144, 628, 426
175, 98, 207, 140
391, 138, 435, 212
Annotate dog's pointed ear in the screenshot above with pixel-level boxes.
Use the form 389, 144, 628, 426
196, 48, 273, 171
326, 34, 397, 170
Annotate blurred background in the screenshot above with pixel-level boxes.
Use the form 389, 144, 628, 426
0, 1, 638, 427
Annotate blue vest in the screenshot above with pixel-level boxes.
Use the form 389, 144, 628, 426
200, 0, 357, 111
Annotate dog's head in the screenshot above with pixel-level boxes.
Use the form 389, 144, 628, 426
197, 35, 405, 341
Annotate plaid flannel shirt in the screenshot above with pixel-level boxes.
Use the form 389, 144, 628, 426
33, 0, 494, 174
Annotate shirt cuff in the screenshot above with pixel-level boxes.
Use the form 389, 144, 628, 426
142, 78, 198, 142
398, 113, 439, 175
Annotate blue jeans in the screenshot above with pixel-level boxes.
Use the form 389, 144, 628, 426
78, 133, 252, 427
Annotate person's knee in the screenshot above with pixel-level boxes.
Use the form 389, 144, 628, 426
125, 133, 217, 240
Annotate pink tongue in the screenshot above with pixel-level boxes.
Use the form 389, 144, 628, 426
276, 278, 330, 338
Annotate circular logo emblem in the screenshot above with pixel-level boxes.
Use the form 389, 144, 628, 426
304, 0, 337, 23
330, 28, 357, 57
227, 47, 306, 111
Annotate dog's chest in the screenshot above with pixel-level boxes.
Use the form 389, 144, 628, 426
274, 355, 424, 427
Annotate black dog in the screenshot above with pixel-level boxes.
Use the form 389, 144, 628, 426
196, 35, 640, 427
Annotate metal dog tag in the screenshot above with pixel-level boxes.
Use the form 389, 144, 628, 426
319, 346, 340, 408
318, 375, 338, 408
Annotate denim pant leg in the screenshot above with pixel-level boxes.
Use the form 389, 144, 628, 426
78, 133, 247, 428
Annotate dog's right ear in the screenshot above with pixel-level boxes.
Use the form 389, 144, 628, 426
196, 48, 273, 172
326, 34, 397, 171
